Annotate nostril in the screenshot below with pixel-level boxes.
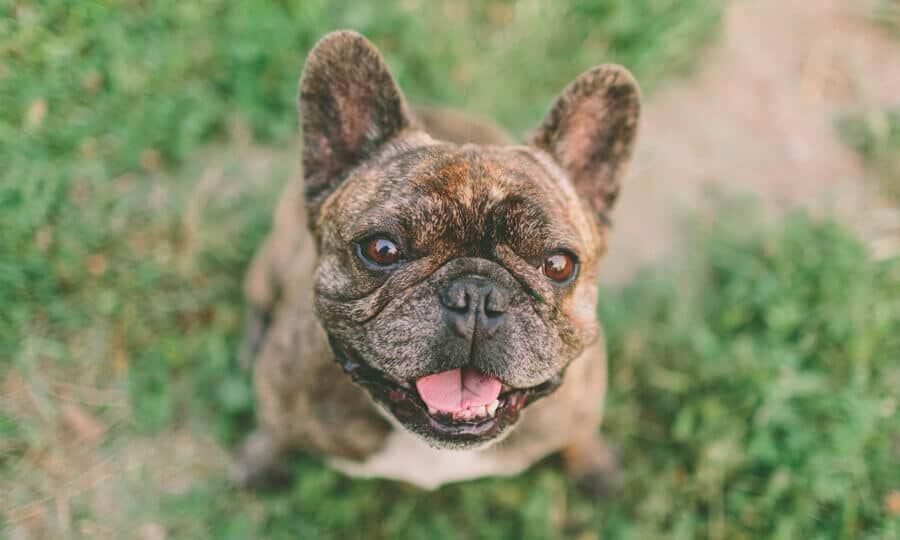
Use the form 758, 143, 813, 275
451, 293, 471, 314
440, 283, 471, 313
480, 288, 507, 338
483, 288, 508, 318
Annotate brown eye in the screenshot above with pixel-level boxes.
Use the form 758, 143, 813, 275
362, 237, 401, 267
543, 252, 577, 283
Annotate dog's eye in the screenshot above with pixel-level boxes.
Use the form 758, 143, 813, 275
543, 252, 577, 283
360, 237, 401, 267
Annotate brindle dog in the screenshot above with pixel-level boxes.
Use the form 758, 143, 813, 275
234, 30, 640, 494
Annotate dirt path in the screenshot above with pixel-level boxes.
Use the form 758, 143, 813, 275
601, 0, 900, 284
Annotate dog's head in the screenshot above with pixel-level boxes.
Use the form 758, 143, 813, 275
301, 31, 640, 449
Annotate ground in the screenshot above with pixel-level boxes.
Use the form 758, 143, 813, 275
1, 1, 899, 539
603, 0, 900, 283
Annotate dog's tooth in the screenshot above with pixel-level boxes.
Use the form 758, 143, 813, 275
473, 405, 487, 417
487, 400, 499, 416
427, 406, 438, 415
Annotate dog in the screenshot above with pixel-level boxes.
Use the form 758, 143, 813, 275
234, 30, 640, 494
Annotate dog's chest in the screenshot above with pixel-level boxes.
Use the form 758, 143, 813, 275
327, 428, 533, 490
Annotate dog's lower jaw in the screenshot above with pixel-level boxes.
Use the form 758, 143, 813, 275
371, 400, 514, 452
328, 337, 566, 450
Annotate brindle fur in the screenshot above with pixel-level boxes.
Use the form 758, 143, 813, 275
234, 31, 640, 492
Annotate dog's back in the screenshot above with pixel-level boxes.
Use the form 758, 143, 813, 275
413, 106, 512, 146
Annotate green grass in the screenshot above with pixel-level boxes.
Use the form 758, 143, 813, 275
840, 0, 899, 201
5, 1, 900, 539
599, 208, 900, 539
871, 0, 900, 35
837, 107, 900, 204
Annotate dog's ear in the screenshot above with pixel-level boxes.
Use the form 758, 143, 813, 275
299, 31, 413, 224
529, 65, 640, 220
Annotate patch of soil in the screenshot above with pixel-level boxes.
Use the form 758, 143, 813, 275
601, 0, 900, 284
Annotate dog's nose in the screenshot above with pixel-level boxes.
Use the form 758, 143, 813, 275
439, 276, 509, 339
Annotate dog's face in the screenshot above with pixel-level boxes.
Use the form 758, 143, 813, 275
300, 32, 640, 449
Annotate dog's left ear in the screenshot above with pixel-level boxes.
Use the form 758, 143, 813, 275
299, 30, 413, 224
529, 65, 641, 219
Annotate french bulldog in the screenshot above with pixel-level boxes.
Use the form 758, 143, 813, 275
234, 30, 640, 494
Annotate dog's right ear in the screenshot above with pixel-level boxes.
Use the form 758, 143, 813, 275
300, 31, 413, 225
529, 65, 640, 221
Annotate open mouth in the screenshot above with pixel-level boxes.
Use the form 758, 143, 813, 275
329, 338, 563, 444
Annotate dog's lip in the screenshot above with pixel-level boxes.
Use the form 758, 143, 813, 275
327, 337, 563, 441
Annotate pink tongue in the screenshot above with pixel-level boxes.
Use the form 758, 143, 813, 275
415, 368, 502, 413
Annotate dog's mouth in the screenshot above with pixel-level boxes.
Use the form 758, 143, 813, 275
329, 339, 562, 445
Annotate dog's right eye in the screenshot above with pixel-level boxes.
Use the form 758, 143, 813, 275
359, 237, 401, 268
543, 251, 577, 283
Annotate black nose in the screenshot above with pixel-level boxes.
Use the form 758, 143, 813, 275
439, 276, 509, 340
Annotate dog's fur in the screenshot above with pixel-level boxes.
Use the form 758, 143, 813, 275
235, 31, 640, 493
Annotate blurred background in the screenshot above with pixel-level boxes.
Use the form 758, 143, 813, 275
1, 1, 899, 538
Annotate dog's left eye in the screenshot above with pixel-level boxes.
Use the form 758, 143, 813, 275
359, 236, 401, 267
543, 252, 577, 283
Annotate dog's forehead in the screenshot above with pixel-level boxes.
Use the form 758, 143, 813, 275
328, 141, 598, 256
413, 145, 549, 198
381, 144, 574, 217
